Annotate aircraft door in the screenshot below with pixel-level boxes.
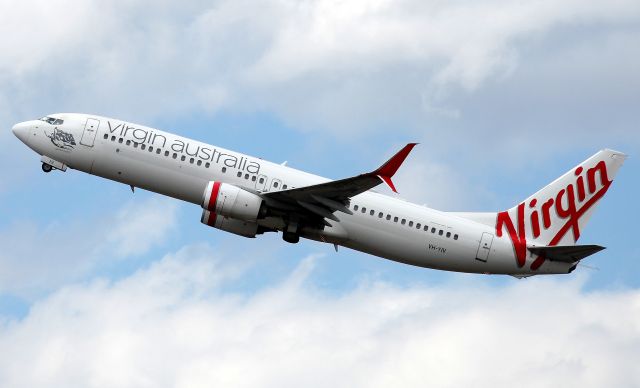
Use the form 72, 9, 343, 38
270, 178, 282, 192
255, 174, 267, 191
475, 232, 494, 262
80, 118, 100, 147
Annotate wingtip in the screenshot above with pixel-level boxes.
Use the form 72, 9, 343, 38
379, 175, 398, 193
375, 143, 418, 177
373, 143, 418, 193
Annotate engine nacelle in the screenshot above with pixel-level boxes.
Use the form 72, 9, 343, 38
201, 181, 264, 221
201, 210, 259, 238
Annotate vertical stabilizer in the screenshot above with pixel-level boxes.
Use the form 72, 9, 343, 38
495, 149, 626, 267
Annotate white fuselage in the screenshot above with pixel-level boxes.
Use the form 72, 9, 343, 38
12, 113, 574, 276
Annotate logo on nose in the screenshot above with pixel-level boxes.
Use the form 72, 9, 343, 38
45, 128, 76, 150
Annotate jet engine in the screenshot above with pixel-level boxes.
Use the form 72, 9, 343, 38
201, 181, 265, 221
201, 210, 261, 238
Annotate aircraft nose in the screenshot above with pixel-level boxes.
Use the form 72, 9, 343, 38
12, 121, 30, 143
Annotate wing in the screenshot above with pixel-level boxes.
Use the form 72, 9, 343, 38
263, 143, 417, 223
527, 245, 605, 263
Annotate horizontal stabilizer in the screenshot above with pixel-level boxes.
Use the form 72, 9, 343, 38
528, 244, 605, 263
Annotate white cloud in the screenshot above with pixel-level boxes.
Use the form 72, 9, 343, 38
0, 0, 638, 133
105, 196, 180, 257
0, 248, 638, 388
0, 196, 180, 296
1, 0, 638, 200
389, 152, 486, 210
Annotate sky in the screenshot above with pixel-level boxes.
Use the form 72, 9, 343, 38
0, 0, 639, 386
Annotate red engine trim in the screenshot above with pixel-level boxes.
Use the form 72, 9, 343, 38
206, 181, 222, 212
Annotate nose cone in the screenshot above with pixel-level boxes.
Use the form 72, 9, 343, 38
12, 121, 30, 144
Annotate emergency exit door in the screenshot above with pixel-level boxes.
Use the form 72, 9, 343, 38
80, 118, 100, 147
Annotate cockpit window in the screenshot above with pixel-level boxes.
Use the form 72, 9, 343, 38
39, 117, 55, 124
39, 117, 64, 125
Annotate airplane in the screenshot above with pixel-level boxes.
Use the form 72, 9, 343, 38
11, 113, 627, 277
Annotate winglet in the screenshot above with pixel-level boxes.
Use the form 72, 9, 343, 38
373, 143, 418, 193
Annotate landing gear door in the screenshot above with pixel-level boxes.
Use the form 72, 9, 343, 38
476, 232, 494, 262
80, 118, 100, 147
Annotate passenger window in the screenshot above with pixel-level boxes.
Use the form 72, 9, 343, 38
245, 174, 249, 179
126, 140, 131, 146
197, 160, 202, 166
111, 136, 116, 141
156, 149, 161, 154
274, 182, 279, 188
361, 207, 366, 213
423, 225, 428, 231
431, 227, 436, 233
394, 217, 398, 222
454, 234, 459, 240
189, 158, 194, 164
401, 219, 406, 225
164, 151, 169, 156
222, 167, 227, 173
409, 221, 413, 227
370, 210, 375, 216
378, 212, 383, 218
237, 172, 242, 177
149, 146, 153, 152
439, 230, 443, 236
354, 205, 359, 211
103, 134, 108, 139
118, 138, 123, 143
416, 223, 421, 229
181, 155, 186, 161
259, 177, 264, 183
173, 153, 177, 159
141, 144, 146, 150
205, 162, 210, 168
133, 143, 138, 148
252, 176, 256, 182
446, 232, 451, 238
386, 214, 391, 220
283, 185, 288, 189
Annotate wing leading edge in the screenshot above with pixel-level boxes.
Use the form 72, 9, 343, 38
263, 143, 417, 222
